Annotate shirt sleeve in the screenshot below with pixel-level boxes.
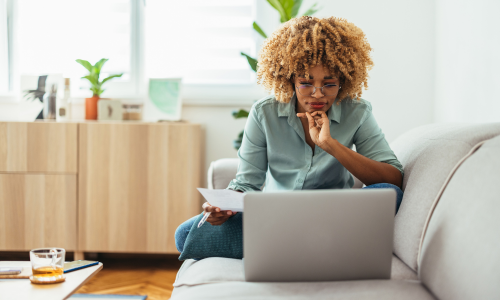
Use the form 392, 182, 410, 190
353, 104, 404, 177
227, 104, 268, 192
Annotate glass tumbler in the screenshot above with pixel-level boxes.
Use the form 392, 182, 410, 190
30, 248, 66, 283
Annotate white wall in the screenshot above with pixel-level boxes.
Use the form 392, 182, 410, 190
435, 0, 500, 123
182, 104, 251, 187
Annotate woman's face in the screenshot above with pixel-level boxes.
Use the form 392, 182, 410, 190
294, 64, 340, 114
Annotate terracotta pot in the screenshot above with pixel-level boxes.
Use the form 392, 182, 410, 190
85, 96, 100, 120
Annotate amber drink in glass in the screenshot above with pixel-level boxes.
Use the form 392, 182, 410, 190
30, 248, 66, 283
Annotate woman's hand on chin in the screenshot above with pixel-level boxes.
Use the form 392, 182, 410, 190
297, 111, 333, 149
202, 202, 236, 226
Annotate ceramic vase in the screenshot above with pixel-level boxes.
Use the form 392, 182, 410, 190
85, 96, 100, 120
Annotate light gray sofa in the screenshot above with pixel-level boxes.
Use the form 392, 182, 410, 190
171, 123, 500, 300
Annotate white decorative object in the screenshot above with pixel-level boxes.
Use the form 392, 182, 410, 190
144, 78, 182, 121
57, 78, 71, 121
98, 99, 123, 121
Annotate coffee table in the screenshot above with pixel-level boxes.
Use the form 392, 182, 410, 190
0, 261, 103, 300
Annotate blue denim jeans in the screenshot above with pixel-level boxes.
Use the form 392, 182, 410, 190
362, 183, 403, 214
175, 183, 403, 253
175, 214, 200, 253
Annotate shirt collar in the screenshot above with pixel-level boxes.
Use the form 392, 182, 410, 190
277, 93, 342, 124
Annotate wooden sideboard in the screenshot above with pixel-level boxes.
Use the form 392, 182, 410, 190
0, 121, 202, 256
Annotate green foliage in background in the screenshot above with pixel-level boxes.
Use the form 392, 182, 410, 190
240, 52, 258, 72
76, 58, 123, 97
232, 109, 250, 150
234, 0, 320, 150
240, 0, 320, 73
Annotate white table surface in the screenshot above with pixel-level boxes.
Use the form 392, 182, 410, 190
0, 261, 103, 300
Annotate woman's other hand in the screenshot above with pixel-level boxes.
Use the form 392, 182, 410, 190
297, 111, 332, 149
202, 202, 236, 226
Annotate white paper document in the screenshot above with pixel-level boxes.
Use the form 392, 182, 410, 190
197, 188, 244, 212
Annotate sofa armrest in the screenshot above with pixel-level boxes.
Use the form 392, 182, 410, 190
207, 158, 239, 189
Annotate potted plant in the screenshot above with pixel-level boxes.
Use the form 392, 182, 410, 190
76, 58, 123, 120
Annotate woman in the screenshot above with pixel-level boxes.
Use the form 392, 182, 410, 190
176, 16, 403, 251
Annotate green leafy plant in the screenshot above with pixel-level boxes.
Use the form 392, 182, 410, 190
240, 0, 320, 73
233, 0, 320, 150
76, 58, 123, 97
232, 109, 250, 149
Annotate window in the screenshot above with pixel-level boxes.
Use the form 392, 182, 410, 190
0, 0, 9, 93
145, 0, 256, 84
12, 0, 132, 97
2, 0, 260, 102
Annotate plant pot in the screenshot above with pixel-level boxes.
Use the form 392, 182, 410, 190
85, 96, 100, 120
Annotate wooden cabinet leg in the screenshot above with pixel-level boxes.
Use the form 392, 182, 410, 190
74, 251, 84, 261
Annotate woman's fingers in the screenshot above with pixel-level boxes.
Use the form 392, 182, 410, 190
207, 212, 236, 226
312, 111, 329, 130
317, 110, 328, 120
310, 110, 327, 119
305, 112, 317, 130
297, 113, 322, 126
203, 203, 235, 219
207, 215, 226, 223
209, 219, 227, 226
207, 211, 232, 219
204, 203, 231, 214
202, 202, 213, 211
203, 204, 219, 213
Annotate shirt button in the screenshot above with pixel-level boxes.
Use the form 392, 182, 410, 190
298, 178, 304, 183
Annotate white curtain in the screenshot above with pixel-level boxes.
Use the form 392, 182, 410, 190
0, 0, 8, 92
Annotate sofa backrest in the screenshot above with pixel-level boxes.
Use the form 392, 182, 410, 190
418, 134, 500, 300
390, 123, 500, 271
207, 158, 239, 189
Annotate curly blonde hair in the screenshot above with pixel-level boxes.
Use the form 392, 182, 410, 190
257, 16, 374, 103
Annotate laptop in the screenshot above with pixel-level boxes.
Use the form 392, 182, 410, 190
243, 189, 396, 282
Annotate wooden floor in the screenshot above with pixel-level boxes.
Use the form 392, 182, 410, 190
0, 252, 183, 300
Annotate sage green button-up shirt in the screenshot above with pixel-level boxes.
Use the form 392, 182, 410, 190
227, 94, 403, 192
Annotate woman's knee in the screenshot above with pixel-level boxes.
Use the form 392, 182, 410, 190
174, 224, 186, 253
363, 183, 403, 214
175, 215, 199, 253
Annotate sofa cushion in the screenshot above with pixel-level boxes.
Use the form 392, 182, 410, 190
173, 255, 416, 288
390, 123, 500, 271
171, 280, 434, 300
419, 135, 500, 300
391, 255, 418, 281
173, 258, 244, 287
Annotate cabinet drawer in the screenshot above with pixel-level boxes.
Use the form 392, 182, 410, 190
0, 122, 77, 173
0, 174, 77, 251
79, 123, 202, 253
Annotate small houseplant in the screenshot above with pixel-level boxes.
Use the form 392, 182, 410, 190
76, 58, 123, 120
234, 0, 319, 150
